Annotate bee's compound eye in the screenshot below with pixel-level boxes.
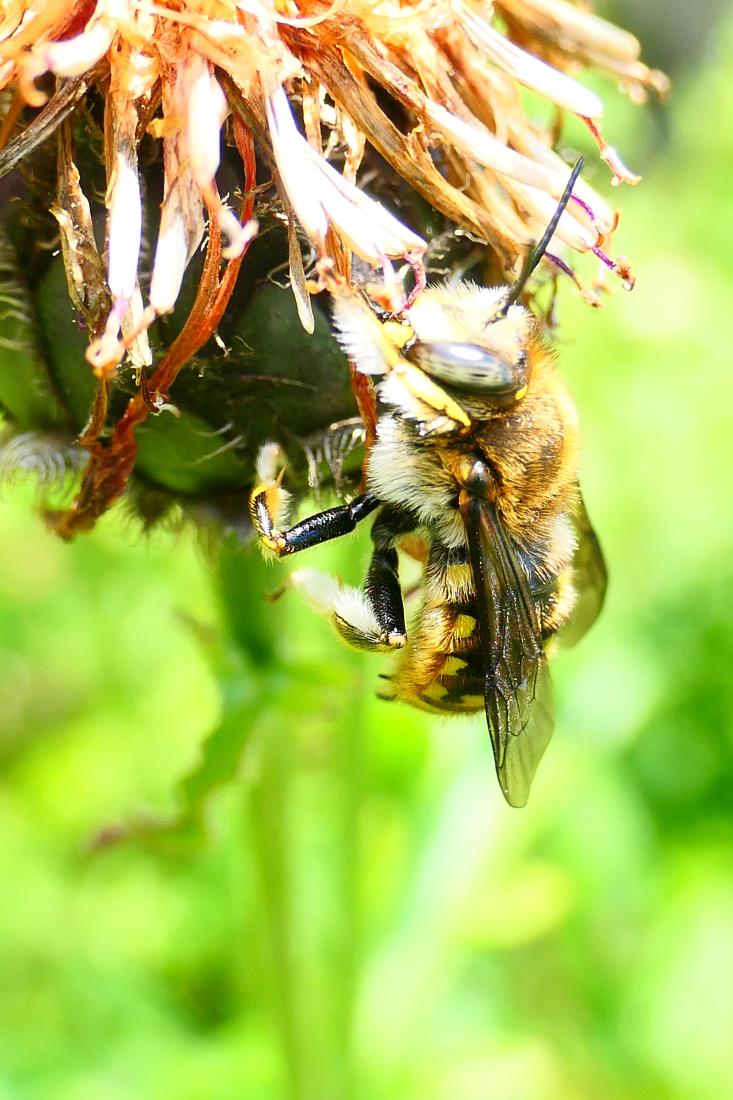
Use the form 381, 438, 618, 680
406, 340, 518, 394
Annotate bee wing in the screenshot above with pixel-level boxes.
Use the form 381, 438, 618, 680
460, 495, 554, 808
559, 493, 608, 648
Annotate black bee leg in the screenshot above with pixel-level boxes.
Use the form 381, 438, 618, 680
249, 442, 379, 556
362, 505, 415, 642
287, 507, 415, 654
250, 444, 416, 653
252, 489, 379, 556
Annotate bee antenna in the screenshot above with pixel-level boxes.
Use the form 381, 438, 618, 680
496, 155, 584, 317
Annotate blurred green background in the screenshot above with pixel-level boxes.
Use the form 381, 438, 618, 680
2, 7, 733, 1100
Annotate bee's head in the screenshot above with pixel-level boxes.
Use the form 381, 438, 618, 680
402, 283, 535, 405
401, 156, 583, 405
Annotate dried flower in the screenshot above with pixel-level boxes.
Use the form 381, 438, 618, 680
0, 0, 666, 535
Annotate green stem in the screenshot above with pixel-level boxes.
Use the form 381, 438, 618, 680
333, 664, 365, 1100
215, 542, 307, 1097
215, 537, 366, 1098
248, 721, 306, 1100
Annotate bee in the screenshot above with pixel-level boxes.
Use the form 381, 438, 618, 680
250, 159, 606, 807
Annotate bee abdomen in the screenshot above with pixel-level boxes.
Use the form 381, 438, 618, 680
392, 562, 575, 715
418, 666, 486, 711
391, 595, 488, 713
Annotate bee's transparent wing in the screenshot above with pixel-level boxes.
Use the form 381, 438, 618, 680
460, 495, 554, 808
559, 493, 608, 648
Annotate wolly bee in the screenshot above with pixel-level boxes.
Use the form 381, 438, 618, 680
250, 159, 606, 807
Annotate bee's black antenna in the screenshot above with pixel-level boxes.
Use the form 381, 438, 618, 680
497, 155, 584, 317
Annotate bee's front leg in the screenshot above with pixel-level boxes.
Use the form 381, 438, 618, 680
250, 445, 412, 652
249, 443, 379, 557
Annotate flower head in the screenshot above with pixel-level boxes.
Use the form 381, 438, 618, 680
0, 0, 666, 534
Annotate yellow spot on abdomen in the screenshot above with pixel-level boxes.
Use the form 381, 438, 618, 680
455, 693, 484, 708
453, 614, 477, 639
441, 655, 467, 676
444, 563, 472, 594
422, 681, 449, 701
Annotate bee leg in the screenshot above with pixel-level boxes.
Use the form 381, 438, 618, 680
289, 507, 415, 652
362, 505, 415, 644
249, 442, 379, 557
289, 568, 406, 652
252, 492, 380, 556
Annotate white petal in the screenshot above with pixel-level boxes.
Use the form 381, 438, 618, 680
42, 22, 115, 79
120, 285, 153, 369
426, 100, 567, 191
311, 148, 425, 255
107, 152, 142, 302
308, 151, 423, 261
187, 60, 227, 187
463, 12, 604, 119
220, 212, 258, 260
150, 203, 190, 314
512, 0, 641, 61
265, 87, 329, 244
508, 180, 596, 251
509, 129, 615, 230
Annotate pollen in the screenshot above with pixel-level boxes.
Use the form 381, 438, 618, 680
382, 321, 413, 350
